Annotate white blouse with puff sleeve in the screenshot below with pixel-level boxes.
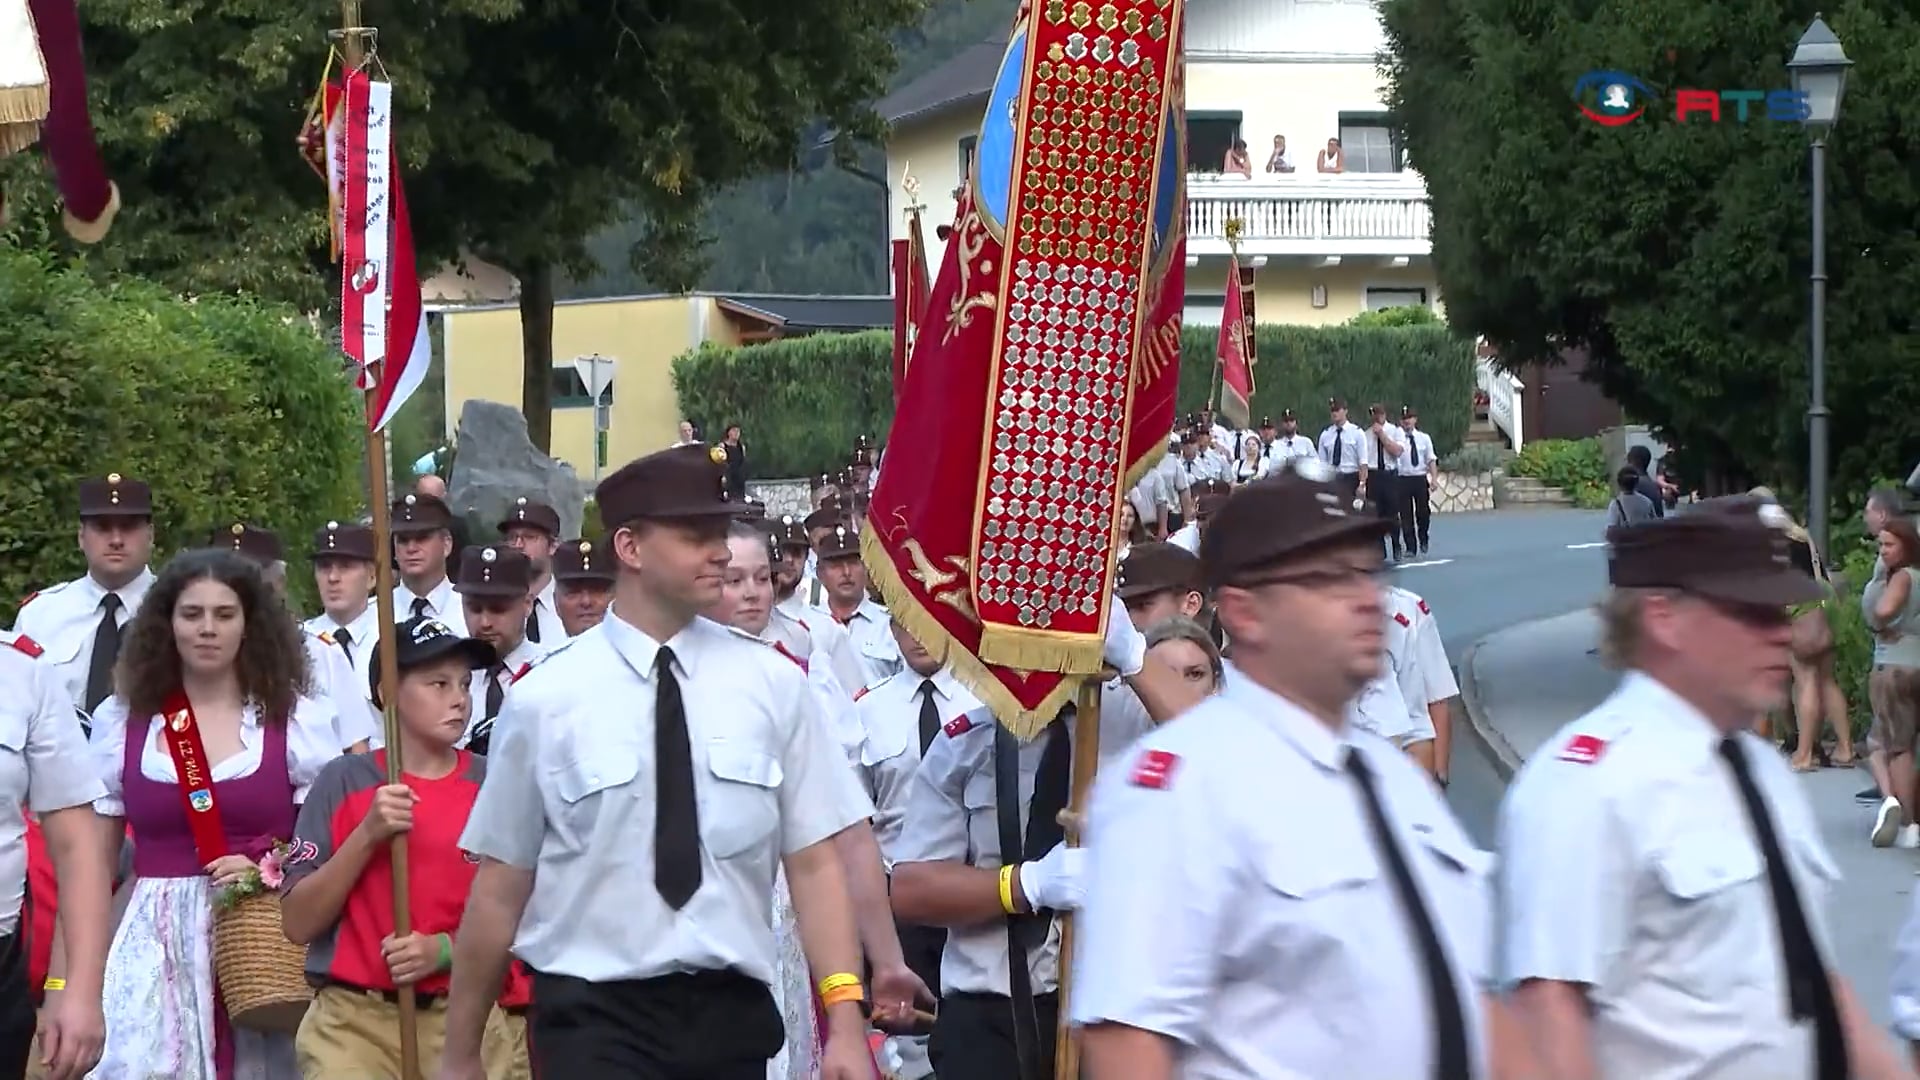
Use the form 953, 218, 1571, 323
85, 692, 344, 817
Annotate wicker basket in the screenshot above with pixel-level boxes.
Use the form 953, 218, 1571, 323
211, 892, 312, 1033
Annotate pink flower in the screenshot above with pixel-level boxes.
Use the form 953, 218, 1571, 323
258, 852, 284, 890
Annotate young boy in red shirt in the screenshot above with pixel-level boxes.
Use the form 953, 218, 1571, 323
279, 616, 526, 1078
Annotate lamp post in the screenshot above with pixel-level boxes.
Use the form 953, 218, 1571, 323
1788, 14, 1851, 564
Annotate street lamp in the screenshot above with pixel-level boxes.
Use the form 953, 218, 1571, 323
1788, 14, 1851, 565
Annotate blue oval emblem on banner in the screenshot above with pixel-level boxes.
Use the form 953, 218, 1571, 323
190, 790, 213, 813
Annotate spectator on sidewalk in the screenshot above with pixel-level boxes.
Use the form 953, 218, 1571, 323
1605, 467, 1658, 529
1865, 519, 1920, 849
1747, 487, 1853, 774
1858, 487, 1912, 810
1624, 446, 1667, 518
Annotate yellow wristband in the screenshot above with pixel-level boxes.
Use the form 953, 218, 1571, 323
42, 978, 65, 992
820, 984, 866, 1009
817, 972, 861, 997
998, 864, 1019, 915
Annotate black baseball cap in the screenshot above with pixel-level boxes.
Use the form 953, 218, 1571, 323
369, 615, 497, 706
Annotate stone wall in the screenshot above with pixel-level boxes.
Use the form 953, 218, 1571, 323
748, 478, 813, 520
1430, 470, 1495, 513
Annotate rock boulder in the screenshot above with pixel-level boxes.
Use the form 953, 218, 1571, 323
447, 400, 591, 540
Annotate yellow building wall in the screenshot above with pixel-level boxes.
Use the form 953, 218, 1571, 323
886, 115, 975, 242
1187, 260, 1441, 325
1185, 61, 1387, 158
442, 295, 744, 479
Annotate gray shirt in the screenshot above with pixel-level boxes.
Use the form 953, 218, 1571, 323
1607, 492, 1659, 528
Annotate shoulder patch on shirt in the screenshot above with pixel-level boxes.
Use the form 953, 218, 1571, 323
15, 591, 37, 609
1417, 599, 1431, 615
853, 685, 871, 702
510, 662, 533, 683
1130, 749, 1180, 790
3, 633, 42, 658
943, 714, 977, 738
1557, 733, 1608, 765
313, 629, 334, 645
1393, 612, 1411, 627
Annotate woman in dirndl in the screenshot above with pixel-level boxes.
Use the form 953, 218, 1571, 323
85, 549, 342, 1079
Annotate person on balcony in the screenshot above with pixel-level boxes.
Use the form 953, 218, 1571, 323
1265, 135, 1294, 174
1316, 137, 1344, 174
1222, 139, 1252, 179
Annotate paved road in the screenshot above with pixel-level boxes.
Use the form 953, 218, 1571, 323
1465, 606, 1918, 1028
1382, 507, 1612, 843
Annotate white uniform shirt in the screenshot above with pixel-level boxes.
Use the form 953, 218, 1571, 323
458, 614, 866, 987
892, 683, 1153, 996
769, 600, 868, 701
754, 620, 868, 766
854, 668, 982, 862
87, 693, 343, 816
1498, 672, 1842, 1080
463, 636, 550, 747
1388, 587, 1456, 743
1072, 665, 1492, 1077
526, 578, 567, 644
1395, 427, 1437, 477
1318, 423, 1366, 475
1265, 433, 1316, 465
1153, 452, 1192, 513
303, 629, 379, 751
11, 568, 155, 720
0, 632, 108, 934
1167, 522, 1201, 555
809, 598, 902, 688
304, 606, 378, 687
394, 577, 467, 637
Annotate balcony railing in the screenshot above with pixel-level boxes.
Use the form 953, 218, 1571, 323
1186, 173, 1432, 258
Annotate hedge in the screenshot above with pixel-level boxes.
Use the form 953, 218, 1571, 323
673, 323, 1477, 478
0, 250, 364, 619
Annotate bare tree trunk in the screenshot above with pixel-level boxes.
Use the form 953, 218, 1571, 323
519, 263, 555, 453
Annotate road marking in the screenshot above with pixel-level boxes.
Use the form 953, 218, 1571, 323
1395, 558, 1455, 569
1565, 542, 1608, 550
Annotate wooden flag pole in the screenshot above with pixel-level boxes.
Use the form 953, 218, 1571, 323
1051, 676, 1103, 1080
335, 3, 421, 1077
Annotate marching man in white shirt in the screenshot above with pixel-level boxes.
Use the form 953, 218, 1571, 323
1395, 406, 1439, 558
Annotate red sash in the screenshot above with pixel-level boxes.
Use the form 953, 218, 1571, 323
156, 691, 228, 865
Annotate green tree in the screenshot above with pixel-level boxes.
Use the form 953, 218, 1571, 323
1380, 0, 1920, 505
2, 0, 923, 452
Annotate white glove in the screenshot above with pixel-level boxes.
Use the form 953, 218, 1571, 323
1102, 594, 1146, 677
1019, 842, 1086, 912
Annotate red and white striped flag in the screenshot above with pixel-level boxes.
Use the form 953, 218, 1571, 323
322, 68, 430, 433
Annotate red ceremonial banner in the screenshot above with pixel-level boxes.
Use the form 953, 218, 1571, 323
863, 2, 1186, 733
890, 209, 931, 409
1217, 256, 1254, 429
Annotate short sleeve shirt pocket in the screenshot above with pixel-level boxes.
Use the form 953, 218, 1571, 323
0, 702, 26, 820
1254, 847, 1378, 1044
961, 770, 999, 868
702, 739, 783, 859
547, 739, 642, 854
1412, 824, 1494, 984
1648, 835, 1769, 1001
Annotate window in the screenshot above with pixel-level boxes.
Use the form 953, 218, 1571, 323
1336, 113, 1400, 174
552, 367, 613, 408
1366, 287, 1429, 311
958, 135, 978, 181
1184, 111, 1243, 175
1183, 293, 1227, 327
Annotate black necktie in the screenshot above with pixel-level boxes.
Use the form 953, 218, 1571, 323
1026, 713, 1072, 862
333, 626, 355, 665
917, 679, 941, 754
1718, 737, 1847, 1080
654, 646, 702, 910
1410, 433, 1421, 468
1331, 427, 1344, 468
84, 593, 123, 713
525, 606, 542, 643
1375, 432, 1386, 470
1345, 751, 1471, 1080
484, 663, 506, 720
410, 596, 430, 620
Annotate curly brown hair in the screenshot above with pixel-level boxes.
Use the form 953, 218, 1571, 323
115, 548, 312, 721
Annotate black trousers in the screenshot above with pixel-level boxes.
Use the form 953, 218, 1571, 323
1334, 471, 1361, 505
529, 967, 782, 1080
1369, 472, 1402, 554
0, 932, 30, 1079
1398, 474, 1432, 551
897, 922, 946, 1007
929, 991, 1060, 1080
